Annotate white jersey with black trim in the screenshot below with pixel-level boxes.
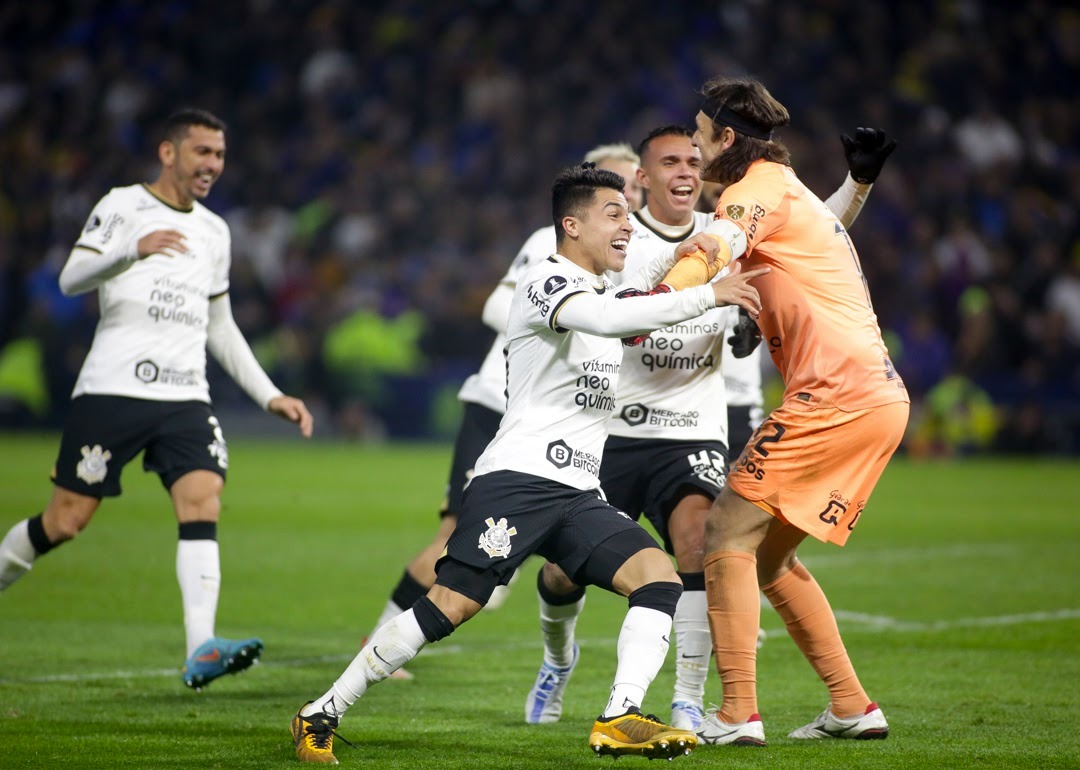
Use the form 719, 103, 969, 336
67, 184, 230, 403
457, 225, 556, 413
606, 207, 756, 442
474, 254, 623, 490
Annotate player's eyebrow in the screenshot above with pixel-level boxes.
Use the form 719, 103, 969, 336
603, 200, 628, 213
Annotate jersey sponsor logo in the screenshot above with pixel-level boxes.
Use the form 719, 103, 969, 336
687, 448, 726, 490
621, 403, 649, 426
746, 204, 766, 244
478, 516, 518, 558
148, 286, 204, 328
647, 407, 700, 429
725, 204, 745, 221
526, 284, 552, 316
99, 213, 125, 244
75, 445, 112, 485
207, 415, 228, 469
135, 360, 159, 383
83, 215, 102, 233
547, 439, 573, 469
543, 276, 568, 295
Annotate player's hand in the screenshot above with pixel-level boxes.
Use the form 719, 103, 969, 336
840, 127, 896, 184
138, 229, 188, 259
663, 233, 724, 290
711, 260, 769, 317
727, 307, 763, 358
615, 285, 672, 346
268, 395, 314, 438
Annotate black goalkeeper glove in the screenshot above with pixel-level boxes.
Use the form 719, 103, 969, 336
840, 127, 897, 184
615, 285, 671, 346
727, 307, 763, 359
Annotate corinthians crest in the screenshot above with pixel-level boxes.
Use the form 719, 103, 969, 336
478, 517, 518, 558
76, 444, 112, 484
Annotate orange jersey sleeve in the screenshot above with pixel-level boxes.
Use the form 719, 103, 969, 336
715, 160, 908, 410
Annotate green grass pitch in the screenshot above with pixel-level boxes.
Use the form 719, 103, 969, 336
0, 434, 1077, 769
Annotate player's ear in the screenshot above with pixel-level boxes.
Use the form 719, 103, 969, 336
636, 166, 649, 190
158, 140, 175, 168
561, 215, 579, 240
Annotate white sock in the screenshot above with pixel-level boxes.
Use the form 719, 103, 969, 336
603, 606, 672, 718
304, 609, 428, 719
540, 593, 585, 668
0, 520, 36, 591
177, 539, 220, 656
672, 590, 709, 705
370, 599, 403, 637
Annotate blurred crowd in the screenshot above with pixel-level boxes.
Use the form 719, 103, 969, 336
0, 0, 1077, 453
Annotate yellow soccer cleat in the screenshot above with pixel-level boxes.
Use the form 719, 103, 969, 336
589, 706, 697, 760
291, 702, 352, 764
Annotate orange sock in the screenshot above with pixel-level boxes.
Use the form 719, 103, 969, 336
703, 550, 760, 723
761, 561, 870, 718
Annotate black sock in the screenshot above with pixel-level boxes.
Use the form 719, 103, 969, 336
26, 513, 58, 555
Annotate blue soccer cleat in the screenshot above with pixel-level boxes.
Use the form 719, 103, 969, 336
525, 643, 579, 724
182, 636, 263, 690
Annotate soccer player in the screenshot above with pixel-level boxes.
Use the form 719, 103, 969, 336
0, 109, 314, 690
687, 77, 907, 746
523, 125, 895, 730
290, 163, 768, 763
363, 144, 642, 660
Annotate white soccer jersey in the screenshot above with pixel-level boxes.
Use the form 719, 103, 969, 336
474, 255, 622, 489
606, 208, 743, 443
66, 184, 230, 403
457, 224, 556, 413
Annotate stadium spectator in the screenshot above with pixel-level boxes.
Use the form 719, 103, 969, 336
0, 109, 313, 691
290, 164, 767, 763
689, 76, 907, 746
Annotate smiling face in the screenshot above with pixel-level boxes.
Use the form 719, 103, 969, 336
639, 132, 703, 226
157, 125, 226, 208
563, 187, 633, 275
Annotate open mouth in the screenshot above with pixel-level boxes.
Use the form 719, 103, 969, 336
671, 185, 695, 203
611, 238, 629, 255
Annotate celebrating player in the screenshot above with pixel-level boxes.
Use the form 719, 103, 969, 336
290, 163, 767, 763
0, 109, 313, 690
688, 77, 906, 746
524, 124, 894, 731
362, 144, 642, 667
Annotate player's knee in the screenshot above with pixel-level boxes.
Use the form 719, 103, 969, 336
44, 493, 98, 541
627, 581, 683, 618
540, 561, 579, 595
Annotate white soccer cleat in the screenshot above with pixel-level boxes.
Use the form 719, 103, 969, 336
670, 700, 704, 731
788, 702, 889, 740
524, 643, 579, 724
757, 627, 767, 649
695, 709, 766, 746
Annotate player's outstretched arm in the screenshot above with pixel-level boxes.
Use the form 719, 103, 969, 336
826, 127, 897, 229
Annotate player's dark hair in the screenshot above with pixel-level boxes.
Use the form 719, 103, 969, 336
552, 163, 626, 246
699, 77, 790, 185
636, 124, 694, 162
162, 108, 226, 145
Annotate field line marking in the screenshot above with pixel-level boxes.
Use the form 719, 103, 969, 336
835, 608, 1080, 632
4, 608, 1079, 684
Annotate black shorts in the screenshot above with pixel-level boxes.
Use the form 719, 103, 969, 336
52, 395, 228, 498
727, 404, 764, 458
438, 470, 657, 588
600, 436, 729, 554
439, 402, 503, 518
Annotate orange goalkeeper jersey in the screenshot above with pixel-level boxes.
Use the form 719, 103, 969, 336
714, 160, 908, 411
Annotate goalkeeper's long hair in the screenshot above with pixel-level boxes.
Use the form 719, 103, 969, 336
699, 77, 791, 186
552, 164, 625, 246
